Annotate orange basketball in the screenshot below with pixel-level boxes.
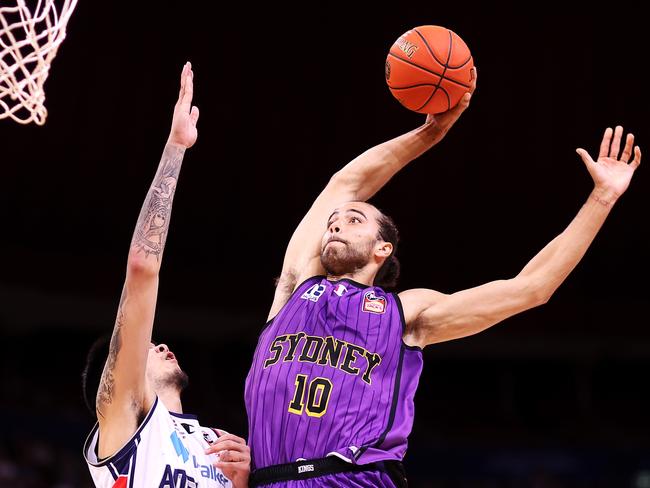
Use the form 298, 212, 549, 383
385, 25, 474, 114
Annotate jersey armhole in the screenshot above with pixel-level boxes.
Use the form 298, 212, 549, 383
262, 275, 326, 332
83, 396, 160, 468
392, 292, 423, 352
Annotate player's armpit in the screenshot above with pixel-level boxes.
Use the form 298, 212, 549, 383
400, 276, 547, 348
95, 272, 158, 458
267, 176, 355, 320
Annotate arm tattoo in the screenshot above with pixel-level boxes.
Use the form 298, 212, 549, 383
96, 288, 127, 419
131, 144, 186, 260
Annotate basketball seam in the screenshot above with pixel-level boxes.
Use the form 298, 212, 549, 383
387, 52, 471, 89
415, 26, 472, 70
438, 85, 451, 111
389, 83, 438, 90
413, 27, 447, 66
414, 30, 453, 112
447, 53, 473, 70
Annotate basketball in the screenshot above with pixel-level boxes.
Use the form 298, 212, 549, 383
385, 25, 474, 114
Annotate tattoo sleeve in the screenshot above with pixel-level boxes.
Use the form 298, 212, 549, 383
96, 287, 127, 418
131, 144, 186, 260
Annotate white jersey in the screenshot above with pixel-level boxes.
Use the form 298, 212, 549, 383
84, 397, 232, 488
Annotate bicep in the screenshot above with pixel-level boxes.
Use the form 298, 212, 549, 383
403, 277, 545, 347
96, 271, 158, 419
281, 175, 355, 277
268, 175, 355, 317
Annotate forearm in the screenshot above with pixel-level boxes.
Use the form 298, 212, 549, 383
129, 142, 186, 270
518, 186, 618, 298
335, 122, 439, 201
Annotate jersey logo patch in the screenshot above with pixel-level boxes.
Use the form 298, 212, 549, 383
301, 284, 326, 302
362, 291, 386, 314
170, 431, 190, 462
202, 430, 214, 445
333, 284, 348, 296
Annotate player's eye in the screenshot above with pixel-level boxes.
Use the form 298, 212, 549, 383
350, 216, 360, 223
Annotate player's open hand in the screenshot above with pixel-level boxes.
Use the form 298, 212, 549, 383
422, 66, 477, 143
206, 430, 250, 488
576, 126, 641, 202
167, 62, 199, 149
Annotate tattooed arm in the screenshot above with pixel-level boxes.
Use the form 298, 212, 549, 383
96, 62, 199, 459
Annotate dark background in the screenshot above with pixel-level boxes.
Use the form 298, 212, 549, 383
1, 2, 648, 487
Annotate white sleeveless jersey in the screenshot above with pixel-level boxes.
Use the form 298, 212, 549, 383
83, 397, 232, 488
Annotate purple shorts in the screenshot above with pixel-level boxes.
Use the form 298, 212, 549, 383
260, 470, 398, 487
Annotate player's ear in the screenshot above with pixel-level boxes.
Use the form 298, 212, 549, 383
375, 241, 393, 259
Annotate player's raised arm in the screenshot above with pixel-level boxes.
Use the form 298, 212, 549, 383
267, 69, 477, 320
95, 63, 199, 458
400, 126, 641, 348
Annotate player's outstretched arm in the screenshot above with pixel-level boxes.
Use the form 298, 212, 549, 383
400, 126, 641, 348
267, 69, 477, 320
334, 67, 476, 202
95, 63, 199, 458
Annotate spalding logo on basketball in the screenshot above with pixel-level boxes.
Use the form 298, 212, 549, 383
386, 25, 473, 114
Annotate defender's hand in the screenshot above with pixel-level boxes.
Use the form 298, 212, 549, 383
168, 62, 199, 148
423, 66, 477, 143
206, 431, 251, 488
576, 126, 641, 202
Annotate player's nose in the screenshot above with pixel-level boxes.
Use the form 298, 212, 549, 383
328, 221, 341, 234
156, 343, 169, 354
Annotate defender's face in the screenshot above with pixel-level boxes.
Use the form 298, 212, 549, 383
321, 202, 382, 269
147, 343, 183, 383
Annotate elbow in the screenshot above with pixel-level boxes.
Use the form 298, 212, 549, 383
126, 251, 159, 278
330, 170, 355, 188
517, 276, 554, 307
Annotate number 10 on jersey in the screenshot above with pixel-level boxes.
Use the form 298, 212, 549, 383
288, 374, 333, 417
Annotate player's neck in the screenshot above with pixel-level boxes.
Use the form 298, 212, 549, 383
326, 268, 375, 287
158, 387, 183, 414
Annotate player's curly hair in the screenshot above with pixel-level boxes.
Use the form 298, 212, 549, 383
81, 334, 111, 417
374, 210, 400, 290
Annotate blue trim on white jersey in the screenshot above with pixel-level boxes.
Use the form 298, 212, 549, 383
83, 396, 159, 468
169, 411, 198, 420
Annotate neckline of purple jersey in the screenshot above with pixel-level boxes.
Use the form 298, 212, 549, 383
325, 276, 375, 290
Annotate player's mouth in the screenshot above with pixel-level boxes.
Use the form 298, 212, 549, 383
166, 352, 176, 362
325, 237, 347, 248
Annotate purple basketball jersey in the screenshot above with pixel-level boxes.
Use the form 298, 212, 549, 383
245, 276, 423, 470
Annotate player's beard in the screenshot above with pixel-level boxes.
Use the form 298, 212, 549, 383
169, 368, 189, 392
154, 368, 189, 393
320, 239, 373, 277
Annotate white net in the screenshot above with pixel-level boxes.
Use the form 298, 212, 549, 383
0, 0, 78, 125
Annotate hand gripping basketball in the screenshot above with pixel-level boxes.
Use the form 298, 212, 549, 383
167, 62, 200, 149
421, 66, 477, 144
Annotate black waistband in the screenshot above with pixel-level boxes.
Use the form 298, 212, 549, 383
250, 456, 407, 487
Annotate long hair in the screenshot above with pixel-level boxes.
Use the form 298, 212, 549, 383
374, 210, 400, 289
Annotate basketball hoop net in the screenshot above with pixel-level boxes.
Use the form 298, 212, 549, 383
0, 0, 78, 125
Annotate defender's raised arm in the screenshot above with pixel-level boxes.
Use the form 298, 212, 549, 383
95, 63, 199, 458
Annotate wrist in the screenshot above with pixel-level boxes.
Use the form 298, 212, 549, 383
166, 137, 189, 150
590, 187, 619, 207
415, 122, 443, 148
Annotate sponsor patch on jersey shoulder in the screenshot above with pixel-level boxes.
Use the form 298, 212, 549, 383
362, 291, 387, 314
301, 284, 326, 302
